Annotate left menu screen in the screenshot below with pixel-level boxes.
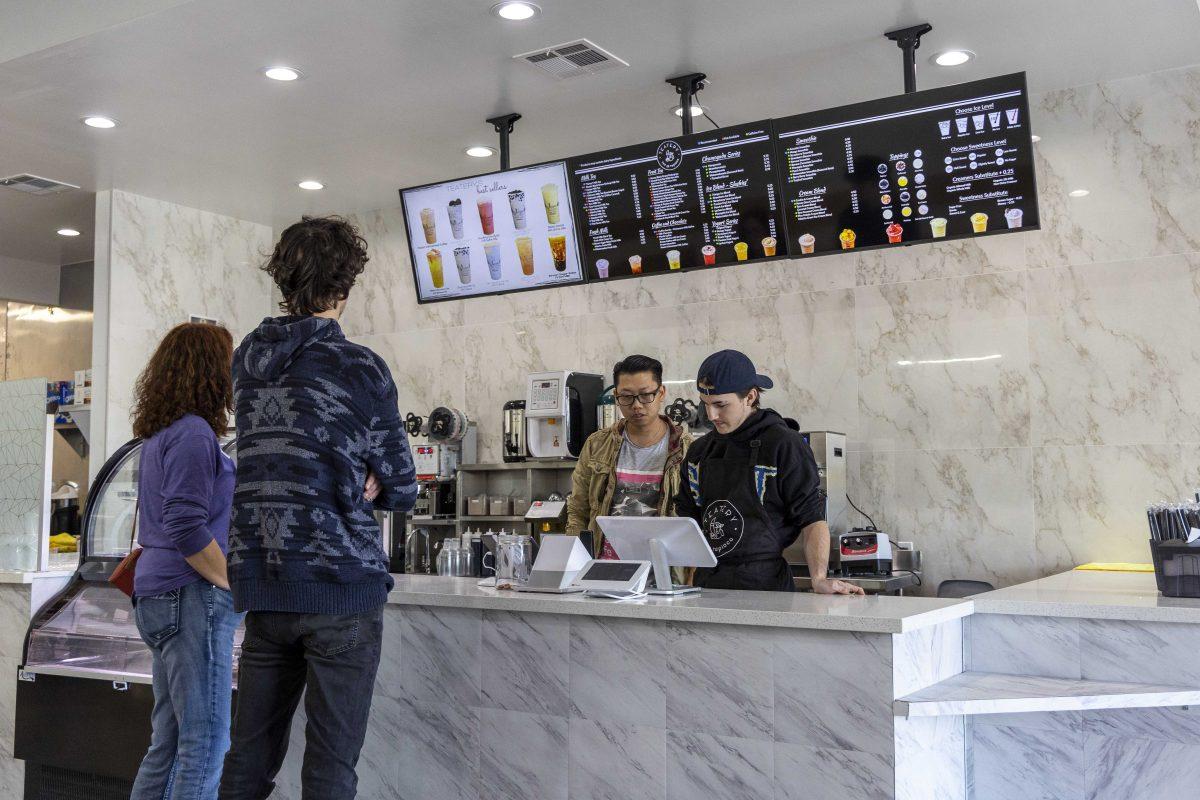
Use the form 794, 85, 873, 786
400, 161, 585, 303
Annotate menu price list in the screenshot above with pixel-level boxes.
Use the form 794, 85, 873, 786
399, 161, 584, 303
775, 73, 1038, 257
568, 121, 786, 281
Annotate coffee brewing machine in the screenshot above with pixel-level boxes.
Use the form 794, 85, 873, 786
502, 400, 528, 462
524, 371, 604, 460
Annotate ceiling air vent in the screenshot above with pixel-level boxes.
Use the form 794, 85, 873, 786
0, 174, 80, 196
514, 39, 628, 80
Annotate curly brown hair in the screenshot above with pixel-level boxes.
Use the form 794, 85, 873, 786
131, 323, 234, 439
264, 215, 369, 316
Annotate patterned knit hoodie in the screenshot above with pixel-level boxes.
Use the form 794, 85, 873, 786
228, 315, 416, 614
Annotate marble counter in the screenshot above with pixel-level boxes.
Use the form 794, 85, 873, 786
971, 569, 1200, 623
386, 574, 971, 634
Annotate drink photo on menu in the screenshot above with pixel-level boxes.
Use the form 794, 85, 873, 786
774, 72, 1038, 258
399, 160, 584, 303
567, 120, 786, 283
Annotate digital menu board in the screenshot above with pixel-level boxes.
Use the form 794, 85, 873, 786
775, 73, 1038, 256
568, 121, 785, 281
399, 161, 584, 303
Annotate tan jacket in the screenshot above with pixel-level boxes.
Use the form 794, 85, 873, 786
566, 416, 693, 555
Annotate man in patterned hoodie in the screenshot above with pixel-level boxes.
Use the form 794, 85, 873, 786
219, 216, 417, 800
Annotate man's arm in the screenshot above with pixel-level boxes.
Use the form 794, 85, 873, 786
365, 373, 418, 514
803, 520, 865, 595
566, 439, 595, 536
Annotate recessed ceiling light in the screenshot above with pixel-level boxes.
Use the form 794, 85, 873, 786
82, 116, 117, 129
298, 180, 324, 191
932, 50, 974, 67
1068, 188, 1090, 198
465, 145, 496, 158
671, 104, 705, 118
264, 66, 302, 82
491, 1, 540, 20
1030, 134, 1042, 143
57, 228, 80, 237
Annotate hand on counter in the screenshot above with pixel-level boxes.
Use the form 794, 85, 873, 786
364, 472, 381, 502
810, 577, 866, 595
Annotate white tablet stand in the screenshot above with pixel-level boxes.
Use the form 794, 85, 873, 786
595, 516, 718, 596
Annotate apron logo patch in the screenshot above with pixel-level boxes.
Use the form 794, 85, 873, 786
687, 462, 702, 506
753, 465, 778, 504
702, 500, 744, 557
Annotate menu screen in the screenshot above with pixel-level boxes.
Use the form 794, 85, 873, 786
568, 121, 784, 281
400, 161, 584, 303
775, 73, 1038, 257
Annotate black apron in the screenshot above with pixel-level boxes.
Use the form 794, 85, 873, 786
691, 439, 795, 592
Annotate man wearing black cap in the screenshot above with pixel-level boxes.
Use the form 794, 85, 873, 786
674, 350, 863, 593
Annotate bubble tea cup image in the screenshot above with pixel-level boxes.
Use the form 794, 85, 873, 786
595, 258, 610, 279
508, 190, 528, 230
761, 237, 777, 257
484, 242, 503, 280
453, 246, 472, 285
930, 218, 948, 238
541, 184, 560, 225
548, 235, 568, 272
702, 245, 716, 265
516, 236, 535, 276
477, 198, 495, 236
733, 242, 749, 261
628, 255, 643, 275
1004, 208, 1023, 229
419, 208, 437, 244
666, 249, 681, 270
970, 212, 989, 233
448, 199, 465, 239
426, 248, 444, 289
799, 233, 816, 254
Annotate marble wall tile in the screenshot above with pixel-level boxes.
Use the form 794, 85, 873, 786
970, 720, 1084, 800
568, 615, 666, 727
373, 606, 403, 699
851, 447, 1036, 592
0, 586, 32, 660
1079, 618, 1200, 685
967, 613, 1081, 679
567, 718, 665, 800
400, 605, 481, 706
103, 190, 273, 457
354, 692, 404, 800
774, 741, 894, 800
892, 618, 963, 699
1032, 444, 1200, 574
774, 628, 895, 755
666, 730, 773, 800
462, 316, 582, 463
353, 328, 467, 420
1084, 706, 1200, 746
1026, 66, 1200, 270
970, 710, 1083, 732
855, 272, 1030, 451
478, 707, 568, 800
1028, 254, 1200, 446
395, 696, 479, 800
854, 233, 1026, 287
1083, 732, 1200, 800
893, 716, 965, 800
481, 610, 569, 716
664, 621, 773, 741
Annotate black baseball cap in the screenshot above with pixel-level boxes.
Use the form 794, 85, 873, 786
696, 350, 774, 395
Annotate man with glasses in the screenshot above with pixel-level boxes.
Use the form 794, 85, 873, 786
567, 354, 693, 559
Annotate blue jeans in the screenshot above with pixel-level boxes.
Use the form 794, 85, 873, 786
131, 581, 243, 800
218, 606, 384, 800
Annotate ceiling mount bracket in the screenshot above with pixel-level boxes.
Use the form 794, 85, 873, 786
486, 113, 522, 170
666, 73, 707, 136
884, 23, 933, 94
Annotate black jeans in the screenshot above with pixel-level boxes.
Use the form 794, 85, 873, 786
217, 606, 384, 800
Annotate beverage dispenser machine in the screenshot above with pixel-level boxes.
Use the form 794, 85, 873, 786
525, 371, 604, 459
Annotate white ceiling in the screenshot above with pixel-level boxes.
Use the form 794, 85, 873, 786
1, 0, 1198, 259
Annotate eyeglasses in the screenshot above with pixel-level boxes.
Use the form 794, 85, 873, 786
614, 388, 662, 407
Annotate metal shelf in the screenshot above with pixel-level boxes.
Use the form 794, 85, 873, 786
458, 461, 577, 472
459, 515, 528, 523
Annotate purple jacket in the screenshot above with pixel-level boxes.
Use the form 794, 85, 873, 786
133, 414, 234, 597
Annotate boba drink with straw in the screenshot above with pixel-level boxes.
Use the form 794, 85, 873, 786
427, 248, 444, 289
541, 184, 560, 225
484, 242, 503, 280
448, 199, 465, 239
477, 198, 495, 236
548, 235, 568, 272
516, 236, 535, 276
508, 190, 528, 230
454, 246, 472, 284
420, 208, 437, 244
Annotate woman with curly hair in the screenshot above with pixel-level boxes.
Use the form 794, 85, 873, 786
129, 322, 243, 800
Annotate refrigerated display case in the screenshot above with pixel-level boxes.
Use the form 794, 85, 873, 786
14, 437, 241, 799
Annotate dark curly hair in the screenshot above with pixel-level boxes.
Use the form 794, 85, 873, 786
264, 215, 369, 316
131, 323, 234, 439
